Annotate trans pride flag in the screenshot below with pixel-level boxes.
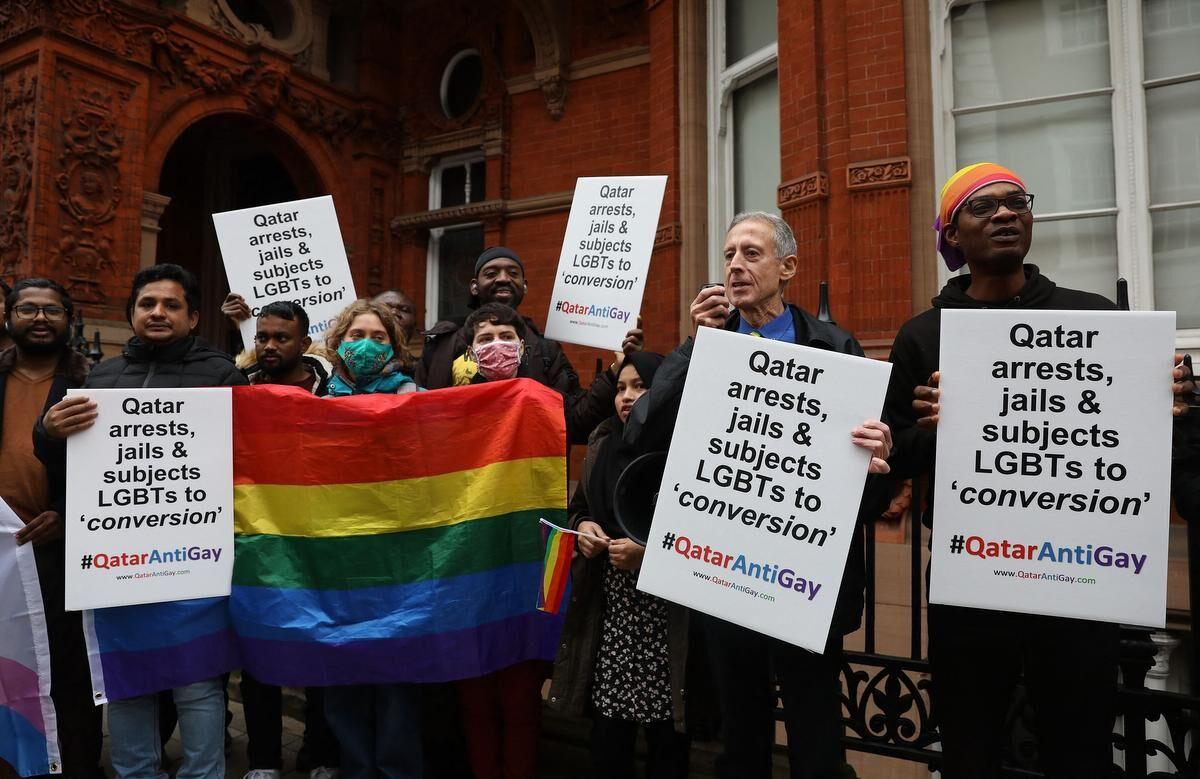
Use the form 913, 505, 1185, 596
230, 379, 568, 685
0, 500, 60, 777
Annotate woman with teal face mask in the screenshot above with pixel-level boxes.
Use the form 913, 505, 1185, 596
325, 299, 418, 396
320, 299, 420, 778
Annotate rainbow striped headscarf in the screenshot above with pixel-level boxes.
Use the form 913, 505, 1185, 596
935, 162, 1026, 271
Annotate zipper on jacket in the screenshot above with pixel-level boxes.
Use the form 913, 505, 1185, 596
142, 361, 157, 388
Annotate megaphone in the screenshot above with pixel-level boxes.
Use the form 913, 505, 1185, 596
613, 451, 667, 546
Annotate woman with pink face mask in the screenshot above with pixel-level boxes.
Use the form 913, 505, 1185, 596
451, 302, 546, 779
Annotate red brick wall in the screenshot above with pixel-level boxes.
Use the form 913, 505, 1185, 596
777, 0, 912, 343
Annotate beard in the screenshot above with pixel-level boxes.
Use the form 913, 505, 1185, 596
13, 327, 69, 356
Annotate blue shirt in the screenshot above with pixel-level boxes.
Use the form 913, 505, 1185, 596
736, 307, 795, 343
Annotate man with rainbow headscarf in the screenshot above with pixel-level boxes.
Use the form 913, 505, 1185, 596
883, 162, 1196, 777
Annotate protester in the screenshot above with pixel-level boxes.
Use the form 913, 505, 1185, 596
885, 162, 1195, 777
0, 279, 103, 779
417, 246, 641, 442
621, 212, 892, 777
324, 299, 417, 396
321, 298, 421, 778
239, 300, 338, 779
448, 302, 552, 778
548, 350, 703, 778
372, 289, 420, 365
36, 263, 247, 779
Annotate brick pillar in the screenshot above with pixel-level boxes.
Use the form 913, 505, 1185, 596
645, 0, 682, 355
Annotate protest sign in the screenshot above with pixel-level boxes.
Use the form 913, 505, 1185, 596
544, 176, 666, 350
636, 327, 891, 651
213, 195, 357, 345
65, 389, 233, 611
930, 310, 1175, 626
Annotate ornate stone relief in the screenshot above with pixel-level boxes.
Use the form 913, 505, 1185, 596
847, 157, 912, 191
53, 70, 130, 304
0, 71, 37, 280
778, 172, 830, 209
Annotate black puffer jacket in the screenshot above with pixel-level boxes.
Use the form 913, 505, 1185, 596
34, 336, 247, 477
621, 304, 889, 638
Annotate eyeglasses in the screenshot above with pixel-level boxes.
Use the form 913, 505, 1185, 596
12, 304, 68, 322
963, 193, 1035, 219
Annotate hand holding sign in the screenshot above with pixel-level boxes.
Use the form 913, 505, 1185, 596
545, 177, 667, 350
213, 196, 357, 345
635, 327, 892, 651
930, 310, 1175, 627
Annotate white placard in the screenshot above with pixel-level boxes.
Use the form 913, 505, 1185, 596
65, 389, 233, 610
213, 195, 357, 346
636, 327, 892, 651
930, 310, 1175, 626
544, 176, 666, 350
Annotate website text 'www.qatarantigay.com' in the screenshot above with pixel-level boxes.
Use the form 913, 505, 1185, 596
661, 531, 823, 605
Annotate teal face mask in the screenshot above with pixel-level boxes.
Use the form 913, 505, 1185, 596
337, 339, 394, 379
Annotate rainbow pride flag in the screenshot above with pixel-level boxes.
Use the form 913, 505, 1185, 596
0, 500, 61, 777
537, 520, 575, 614
229, 379, 568, 686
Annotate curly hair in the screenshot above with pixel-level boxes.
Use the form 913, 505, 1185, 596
324, 299, 407, 357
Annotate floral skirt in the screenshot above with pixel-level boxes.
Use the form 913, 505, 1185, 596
590, 563, 673, 723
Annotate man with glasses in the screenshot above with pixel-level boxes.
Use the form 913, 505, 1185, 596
884, 163, 1195, 776
0, 278, 103, 778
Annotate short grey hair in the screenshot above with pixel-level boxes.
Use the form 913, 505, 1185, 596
728, 211, 797, 259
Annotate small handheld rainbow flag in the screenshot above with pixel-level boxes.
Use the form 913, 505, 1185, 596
537, 519, 577, 613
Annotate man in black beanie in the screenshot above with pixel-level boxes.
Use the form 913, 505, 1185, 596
417, 245, 642, 443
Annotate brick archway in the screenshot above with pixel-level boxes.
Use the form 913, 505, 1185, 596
144, 100, 347, 350
142, 95, 346, 208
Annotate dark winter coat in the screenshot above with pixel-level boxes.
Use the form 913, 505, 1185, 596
417, 315, 616, 444
547, 418, 700, 732
620, 304, 887, 638
884, 265, 1115, 527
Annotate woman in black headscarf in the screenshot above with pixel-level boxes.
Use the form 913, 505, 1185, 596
548, 352, 697, 778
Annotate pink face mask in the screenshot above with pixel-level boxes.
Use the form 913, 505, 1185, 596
473, 340, 522, 380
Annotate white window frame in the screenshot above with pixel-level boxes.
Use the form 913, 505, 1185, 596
930, 0, 1200, 348
707, 0, 780, 281
424, 152, 486, 328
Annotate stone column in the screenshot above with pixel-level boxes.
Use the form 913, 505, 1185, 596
139, 191, 171, 269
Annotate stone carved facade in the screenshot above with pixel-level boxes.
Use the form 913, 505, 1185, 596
847, 157, 912, 191
53, 70, 129, 304
0, 70, 37, 280
778, 171, 830, 209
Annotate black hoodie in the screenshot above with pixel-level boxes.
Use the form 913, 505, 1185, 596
884, 265, 1115, 517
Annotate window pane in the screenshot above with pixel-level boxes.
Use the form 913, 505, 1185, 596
1143, 0, 1200, 80
468, 161, 487, 203
436, 225, 484, 323
1023, 216, 1118, 299
440, 165, 467, 208
1146, 81, 1200, 204
733, 72, 781, 215
1152, 206, 1200, 328
726, 0, 777, 65
955, 96, 1114, 212
951, 0, 1110, 108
